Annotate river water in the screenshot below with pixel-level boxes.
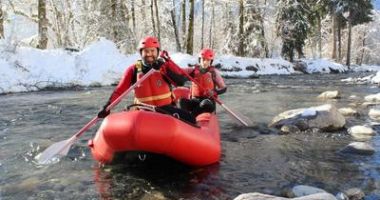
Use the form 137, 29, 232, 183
1, 72, 380, 199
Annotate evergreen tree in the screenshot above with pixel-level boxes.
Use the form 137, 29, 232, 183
305, 0, 329, 58
242, 0, 268, 57
277, 0, 309, 62
333, 0, 373, 66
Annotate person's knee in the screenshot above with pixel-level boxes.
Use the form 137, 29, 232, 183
199, 99, 215, 113
178, 98, 190, 110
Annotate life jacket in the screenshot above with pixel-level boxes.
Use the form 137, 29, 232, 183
133, 61, 173, 106
190, 65, 216, 98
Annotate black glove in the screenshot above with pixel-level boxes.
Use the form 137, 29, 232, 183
199, 99, 215, 113
97, 105, 110, 118
159, 50, 171, 61
215, 87, 227, 95
152, 58, 165, 70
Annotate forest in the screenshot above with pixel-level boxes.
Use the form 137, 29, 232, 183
1, 0, 379, 65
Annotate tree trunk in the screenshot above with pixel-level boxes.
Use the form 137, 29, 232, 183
132, 0, 136, 35
49, 2, 62, 47
186, 0, 194, 54
357, 30, 366, 66
154, 0, 160, 41
171, 0, 181, 51
338, 20, 342, 62
260, 27, 269, 58
141, 0, 148, 34
150, 0, 156, 36
257, 1, 268, 58
0, 0, 4, 38
65, 0, 74, 47
181, 0, 187, 51
346, 18, 352, 67
111, 0, 118, 41
331, 13, 337, 60
38, 0, 48, 49
201, 0, 205, 48
317, 15, 322, 58
238, 0, 244, 56
209, 0, 215, 48
296, 46, 304, 59
68, 0, 78, 47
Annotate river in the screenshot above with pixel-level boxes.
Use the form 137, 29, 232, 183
1, 72, 380, 199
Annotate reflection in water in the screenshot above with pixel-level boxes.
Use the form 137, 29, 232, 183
92, 153, 222, 199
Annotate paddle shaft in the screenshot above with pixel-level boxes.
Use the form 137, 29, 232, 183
72, 68, 156, 139
171, 62, 249, 126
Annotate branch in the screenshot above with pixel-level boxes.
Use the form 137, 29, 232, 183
7, 0, 38, 23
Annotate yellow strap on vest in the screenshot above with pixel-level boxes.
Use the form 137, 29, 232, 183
135, 92, 172, 103
135, 60, 143, 72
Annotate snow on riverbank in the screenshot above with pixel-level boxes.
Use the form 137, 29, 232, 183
0, 38, 374, 94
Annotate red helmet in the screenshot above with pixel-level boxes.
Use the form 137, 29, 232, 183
199, 48, 215, 60
138, 36, 160, 50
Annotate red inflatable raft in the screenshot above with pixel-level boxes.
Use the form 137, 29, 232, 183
88, 105, 221, 166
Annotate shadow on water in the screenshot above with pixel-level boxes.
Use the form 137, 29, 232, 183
92, 153, 224, 200
222, 122, 280, 143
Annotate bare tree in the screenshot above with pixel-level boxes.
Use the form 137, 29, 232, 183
49, 0, 75, 47
209, 0, 215, 48
338, 18, 343, 61
38, 0, 48, 49
238, 0, 244, 56
316, 15, 322, 58
256, 0, 269, 57
181, 0, 187, 51
223, 2, 238, 55
201, 0, 205, 48
331, 12, 337, 60
141, 0, 148, 34
346, 16, 352, 66
150, 0, 156, 36
355, 27, 368, 65
132, 0, 136, 34
186, 0, 194, 54
111, 0, 118, 41
154, 0, 160, 41
170, 0, 181, 51
0, 0, 4, 38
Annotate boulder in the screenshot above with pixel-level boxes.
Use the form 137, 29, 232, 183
341, 142, 375, 155
269, 104, 346, 132
233, 192, 337, 200
318, 91, 340, 99
338, 107, 358, 117
343, 188, 365, 200
291, 185, 327, 197
369, 108, 380, 120
348, 126, 375, 136
364, 93, 380, 102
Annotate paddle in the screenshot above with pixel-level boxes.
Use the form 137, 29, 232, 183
161, 51, 249, 127
35, 68, 156, 165
212, 98, 249, 127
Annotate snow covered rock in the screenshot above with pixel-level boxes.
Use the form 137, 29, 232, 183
317, 90, 340, 99
269, 104, 346, 132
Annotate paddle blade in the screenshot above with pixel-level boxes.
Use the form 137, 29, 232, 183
35, 138, 74, 165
